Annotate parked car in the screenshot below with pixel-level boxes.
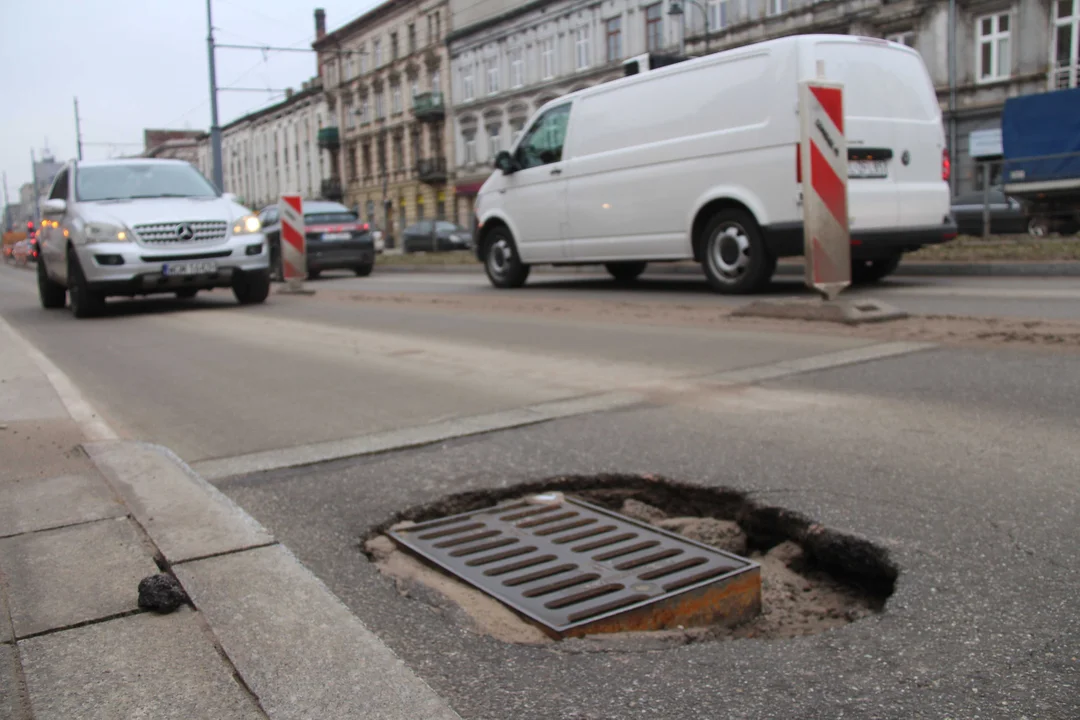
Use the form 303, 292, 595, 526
950, 189, 1030, 236
402, 220, 474, 253
259, 200, 376, 280
35, 158, 271, 318
474, 34, 955, 293
12, 240, 31, 266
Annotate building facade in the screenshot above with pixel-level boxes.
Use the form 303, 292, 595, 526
219, 83, 330, 210
446, 0, 684, 225
314, 1, 456, 246
676, 0, 1078, 194
446, 0, 1078, 202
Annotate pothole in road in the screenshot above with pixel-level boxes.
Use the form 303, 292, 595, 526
363, 474, 897, 649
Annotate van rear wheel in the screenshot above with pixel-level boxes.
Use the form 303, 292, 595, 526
483, 228, 530, 289
700, 210, 774, 294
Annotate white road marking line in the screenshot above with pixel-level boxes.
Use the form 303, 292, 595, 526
195, 340, 935, 480
0, 315, 120, 441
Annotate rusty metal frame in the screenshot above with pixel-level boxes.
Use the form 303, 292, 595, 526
388, 494, 761, 638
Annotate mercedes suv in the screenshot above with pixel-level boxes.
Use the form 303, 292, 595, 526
36, 159, 271, 318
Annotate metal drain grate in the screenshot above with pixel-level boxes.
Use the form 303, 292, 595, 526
388, 493, 761, 638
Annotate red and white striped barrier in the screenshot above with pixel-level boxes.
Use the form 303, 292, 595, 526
278, 195, 305, 288
799, 80, 850, 299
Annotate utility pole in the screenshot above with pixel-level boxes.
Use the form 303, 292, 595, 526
948, 0, 957, 197
74, 97, 84, 161
206, 0, 224, 190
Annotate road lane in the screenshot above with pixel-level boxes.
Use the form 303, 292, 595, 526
0, 263, 872, 464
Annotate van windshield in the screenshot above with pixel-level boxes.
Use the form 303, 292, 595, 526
814, 41, 940, 121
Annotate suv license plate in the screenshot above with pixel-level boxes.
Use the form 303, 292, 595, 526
321, 232, 352, 241
849, 160, 889, 179
164, 261, 217, 276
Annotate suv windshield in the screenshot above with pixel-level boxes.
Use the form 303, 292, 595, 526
76, 163, 220, 202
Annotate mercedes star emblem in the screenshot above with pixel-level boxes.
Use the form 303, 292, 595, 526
176, 224, 195, 241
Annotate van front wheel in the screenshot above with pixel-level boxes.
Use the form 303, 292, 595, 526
483, 229, 530, 289
701, 210, 774, 294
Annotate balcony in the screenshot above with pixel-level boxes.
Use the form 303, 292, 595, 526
412, 91, 445, 122
1051, 63, 1079, 90
320, 178, 344, 201
317, 127, 340, 150
416, 157, 448, 184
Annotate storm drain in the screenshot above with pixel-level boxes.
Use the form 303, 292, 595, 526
388, 492, 761, 638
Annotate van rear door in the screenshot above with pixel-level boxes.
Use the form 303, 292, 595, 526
808, 38, 947, 231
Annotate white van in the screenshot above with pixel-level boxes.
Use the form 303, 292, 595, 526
473, 34, 956, 294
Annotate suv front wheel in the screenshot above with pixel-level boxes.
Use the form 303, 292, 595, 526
68, 253, 106, 319
38, 258, 67, 309
233, 269, 271, 305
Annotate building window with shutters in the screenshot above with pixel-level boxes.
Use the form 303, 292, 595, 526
606, 17, 622, 62
976, 12, 1011, 82
645, 4, 664, 52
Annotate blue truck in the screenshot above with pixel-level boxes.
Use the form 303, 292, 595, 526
1002, 86, 1080, 236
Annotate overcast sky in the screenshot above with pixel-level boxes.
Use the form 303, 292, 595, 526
0, 0, 379, 194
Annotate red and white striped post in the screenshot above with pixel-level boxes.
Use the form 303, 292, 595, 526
278, 194, 306, 292
799, 79, 851, 300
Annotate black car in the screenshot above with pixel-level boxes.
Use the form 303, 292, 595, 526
401, 220, 474, 253
950, 189, 1030, 236
259, 200, 375, 279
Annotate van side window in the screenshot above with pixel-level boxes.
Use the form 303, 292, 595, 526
49, 170, 69, 201
515, 103, 571, 170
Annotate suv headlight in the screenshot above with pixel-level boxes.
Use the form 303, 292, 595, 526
85, 222, 132, 243
232, 214, 261, 235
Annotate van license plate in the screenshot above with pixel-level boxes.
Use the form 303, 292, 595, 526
849, 160, 888, 179
164, 261, 217, 276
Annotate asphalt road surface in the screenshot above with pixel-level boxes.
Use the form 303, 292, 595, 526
2, 261, 1077, 719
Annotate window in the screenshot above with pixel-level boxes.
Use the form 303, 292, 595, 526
514, 103, 571, 170
462, 68, 475, 101
977, 13, 1011, 82
767, 0, 789, 16
576, 25, 591, 70
375, 91, 385, 119
510, 118, 525, 145
464, 133, 477, 164
645, 4, 664, 52
392, 83, 403, 114
488, 124, 502, 158
486, 57, 500, 94
362, 144, 372, 178
541, 37, 556, 79
408, 24, 416, 53
366, 200, 375, 223
708, 0, 730, 30
377, 137, 387, 173
49, 170, 69, 200
359, 99, 369, 124
374, 39, 383, 66
886, 31, 916, 48
391, 33, 399, 61
510, 49, 525, 88
1053, 0, 1080, 89
346, 103, 356, 129
394, 135, 404, 170
606, 17, 622, 62
345, 56, 354, 80
412, 80, 420, 98
431, 69, 441, 93
360, 45, 369, 74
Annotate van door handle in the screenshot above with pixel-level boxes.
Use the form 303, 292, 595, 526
550, 168, 562, 176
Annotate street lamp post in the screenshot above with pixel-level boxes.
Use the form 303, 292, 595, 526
668, 0, 710, 55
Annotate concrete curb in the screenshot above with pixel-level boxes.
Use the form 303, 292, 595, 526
82, 440, 461, 720
374, 260, 1080, 278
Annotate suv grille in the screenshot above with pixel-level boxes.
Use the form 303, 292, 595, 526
134, 221, 229, 245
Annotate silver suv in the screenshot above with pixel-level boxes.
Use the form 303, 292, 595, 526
37, 158, 270, 318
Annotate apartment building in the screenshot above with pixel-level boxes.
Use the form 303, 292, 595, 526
313, 1, 454, 245
676, 0, 1078, 193
446, 0, 1078, 203
446, 0, 682, 225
